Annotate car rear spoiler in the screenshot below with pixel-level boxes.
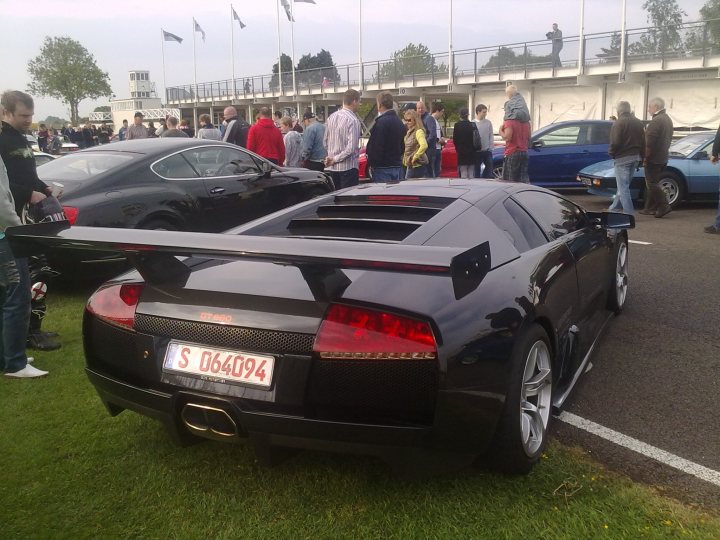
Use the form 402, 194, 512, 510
7, 222, 492, 299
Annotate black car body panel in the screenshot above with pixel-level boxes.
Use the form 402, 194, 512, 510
8, 180, 633, 471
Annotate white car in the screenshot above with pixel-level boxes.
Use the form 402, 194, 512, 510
26, 133, 79, 155
33, 151, 57, 167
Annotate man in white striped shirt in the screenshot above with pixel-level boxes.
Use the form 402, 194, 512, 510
323, 89, 362, 190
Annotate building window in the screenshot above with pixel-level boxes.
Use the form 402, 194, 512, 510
131, 73, 135, 81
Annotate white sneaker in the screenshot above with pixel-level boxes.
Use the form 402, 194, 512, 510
5, 364, 48, 378
27, 356, 34, 364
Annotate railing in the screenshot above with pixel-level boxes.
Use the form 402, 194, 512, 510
166, 19, 719, 104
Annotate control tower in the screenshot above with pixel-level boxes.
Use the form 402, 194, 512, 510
129, 70, 156, 99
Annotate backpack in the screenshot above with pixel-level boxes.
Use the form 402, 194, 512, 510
472, 122, 482, 151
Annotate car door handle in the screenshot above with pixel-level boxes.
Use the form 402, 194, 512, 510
209, 187, 226, 194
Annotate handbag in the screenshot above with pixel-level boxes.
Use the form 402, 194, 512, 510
472, 123, 483, 151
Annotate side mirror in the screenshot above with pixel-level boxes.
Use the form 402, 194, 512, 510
693, 151, 708, 160
531, 140, 544, 149
260, 161, 273, 178
587, 211, 635, 230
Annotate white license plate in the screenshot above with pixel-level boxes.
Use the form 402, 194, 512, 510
580, 177, 592, 186
163, 341, 274, 388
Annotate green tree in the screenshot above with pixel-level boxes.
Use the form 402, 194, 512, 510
94, 105, 111, 112
378, 43, 443, 82
630, 0, 687, 55
27, 36, 112, 125
295, 49, 339, 87
699, 0, 720, 49
269, 53, 293, 91
482, 47, 553, 69
596, 32, 622, 61
42, 115, 69, 128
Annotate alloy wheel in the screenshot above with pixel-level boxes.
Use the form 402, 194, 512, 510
520, 340, 552, 457
615, 242, 628, 308
660, 179, 679, 205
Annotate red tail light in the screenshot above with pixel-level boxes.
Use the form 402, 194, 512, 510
86, 283, 144, 330
313, 304, 437, 360
62, 206, 78, 224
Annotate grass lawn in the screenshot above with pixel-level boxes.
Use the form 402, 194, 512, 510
1, 290, 718, 539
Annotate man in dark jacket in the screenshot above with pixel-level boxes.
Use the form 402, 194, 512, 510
366, 91, 405, 182
608, 101, 644, 214
222, 106, 250, 148
704, 123, 720, 234
642, 97, 674, 218
453, 109, 476, 178
416, 101, 438, 176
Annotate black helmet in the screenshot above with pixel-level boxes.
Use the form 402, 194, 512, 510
22, 196, 67, 225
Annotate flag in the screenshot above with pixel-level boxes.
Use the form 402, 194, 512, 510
194, 18, 206, 41
162, 30, 183, 44
231, 7, 246, 29
280, 0, 294, 22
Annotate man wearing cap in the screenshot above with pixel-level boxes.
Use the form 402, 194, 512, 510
126, 112, 148, 140
301, 111, 326, 171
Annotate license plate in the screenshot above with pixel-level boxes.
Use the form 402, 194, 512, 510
579, 176, 592, 186
163, 341, 274, 388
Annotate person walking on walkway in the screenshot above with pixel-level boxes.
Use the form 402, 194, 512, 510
366, 91, 405, 182
247, 107, 285, 165
323, 89, 362, 189
608, 101, 644, 215
641, 97, 674, 218
703, 122, 720, 234
547, 23, 563, 68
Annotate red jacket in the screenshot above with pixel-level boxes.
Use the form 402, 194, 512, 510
247, 118, 285, 164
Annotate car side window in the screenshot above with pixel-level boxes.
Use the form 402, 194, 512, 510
588, 123, 611, 145
152, 153, 199, 179
502, 198, 548, 249
182, 147, 262, 177
512, 191, 589, 240
486, 199, 533, 252
536, 126, 581, 147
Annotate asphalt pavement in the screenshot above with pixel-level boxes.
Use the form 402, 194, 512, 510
554, 191, 720, 509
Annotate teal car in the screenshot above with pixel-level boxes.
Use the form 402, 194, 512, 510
577, 132, 718, 207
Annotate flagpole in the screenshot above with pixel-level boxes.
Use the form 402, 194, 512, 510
578, 0, 586, 75
193, 18, 198, 103
291, 1, 297, 110
161, 29, 167, 105
358, 0, 362, 88
231, 5, 236, 97
448, 0, 453, 87
276, 0, 283, 95
619, 0, 628, 76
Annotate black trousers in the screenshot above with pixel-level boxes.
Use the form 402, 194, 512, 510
644, 163, 667, 212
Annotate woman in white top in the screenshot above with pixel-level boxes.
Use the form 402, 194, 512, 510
196, 114, 222, 141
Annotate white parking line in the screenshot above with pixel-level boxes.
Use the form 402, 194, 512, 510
558, 412, 720, 488
629, 240, 653, 245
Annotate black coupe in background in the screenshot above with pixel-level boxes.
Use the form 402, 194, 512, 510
9, 180, 634, 475
37, 139, 334, 233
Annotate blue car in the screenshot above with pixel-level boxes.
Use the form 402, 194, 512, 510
577, 132, 719, 207
492, 120, 613, 187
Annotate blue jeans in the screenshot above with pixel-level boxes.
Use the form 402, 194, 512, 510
371, 167, 403, 183
474, 150, 494, 178
609, 160, 638, 214
0, 240, 30, 373
428, 148, 442, 177
715, 183, 720, 229
329, 168, 359, 190
405, 165, 427, 179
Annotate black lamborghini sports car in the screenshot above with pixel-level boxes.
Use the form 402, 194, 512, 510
9, 180, 634, 474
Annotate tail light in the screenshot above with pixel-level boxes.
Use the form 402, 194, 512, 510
62, 206, 78, 224
86, 283, 144, 330
313, 304, 437, 360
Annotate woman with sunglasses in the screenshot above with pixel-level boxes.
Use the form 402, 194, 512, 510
402, 110, 429, 179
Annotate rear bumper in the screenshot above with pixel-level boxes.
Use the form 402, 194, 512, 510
86, 366, 501, 461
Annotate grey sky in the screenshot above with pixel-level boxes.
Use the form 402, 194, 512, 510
0, 0, 708, 121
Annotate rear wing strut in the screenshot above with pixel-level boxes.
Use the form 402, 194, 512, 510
7, 223, 491, 299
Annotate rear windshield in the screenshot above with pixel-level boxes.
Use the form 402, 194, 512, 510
37, 152, 135, 182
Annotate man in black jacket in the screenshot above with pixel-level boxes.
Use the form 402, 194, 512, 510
222, 106, 250, 148
642, 97, 674, 218
366, 91, 406, 182
704, 123, 720, 234
608, 101, 644, 214
0, 91, 55, 378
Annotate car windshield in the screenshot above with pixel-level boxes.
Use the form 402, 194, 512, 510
668, 134, 713, 157
37, 152, 134, 182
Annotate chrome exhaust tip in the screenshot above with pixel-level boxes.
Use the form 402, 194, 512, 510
181, 403, 239, 441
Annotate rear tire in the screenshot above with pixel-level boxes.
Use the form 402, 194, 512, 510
607, 236, 629, 314
488, 324, 554, 474
659, 171, 685, 208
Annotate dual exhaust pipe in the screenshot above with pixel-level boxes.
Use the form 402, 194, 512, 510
181, 403, 241, 441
